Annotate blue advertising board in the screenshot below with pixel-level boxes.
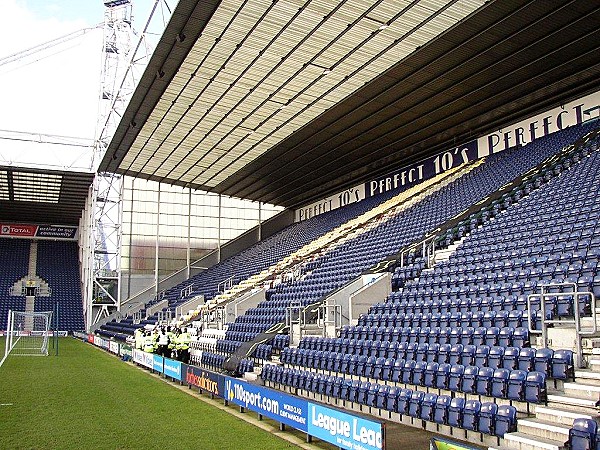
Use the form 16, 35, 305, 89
224, 377, 308, 432
152, 354, 164, 373
307, 402, 383, 450
163, 358, 182, 381
184, 365, 224, 397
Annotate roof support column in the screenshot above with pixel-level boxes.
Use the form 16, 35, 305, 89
154, 183, 161, 298
258, 201, 262, 241
217, 194, 221, 263
186, 187, 191, 280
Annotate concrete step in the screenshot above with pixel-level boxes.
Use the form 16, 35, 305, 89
563, 382, 600, 401
534, 405, 599, 427
502, 431, 567, 450
517, 418, 570, 443
588, 359, 600, 371
575, 369, 600, 386
547, 393, 599, 410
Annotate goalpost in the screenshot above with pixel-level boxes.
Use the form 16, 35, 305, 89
2, 309, 54, 365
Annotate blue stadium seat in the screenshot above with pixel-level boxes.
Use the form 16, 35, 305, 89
488, 346, 505, 369
339, 379, 352, 400
507, 370, 527, 401
463, 400, 481, 431
402, 360, 416, 384
408, 391, 425, 418
475, 345, 490, 367
485, 327, 500, 346
534, 348, 554, 375
348, 380, 360, 403
332, 377, 343, 398
448, 365, 465, 392
435, 363, 452, 390
478, 402, 498, 435
420, 393, 438, 422
569, 418, 598, 450
491, 368, 510, 399
475, 367, 494, 396
424, 362, 439, 388
397, 388, 412, 415
513, 327, 530, 347
552, 349, 574, 380
524, 371, 547, 404
384, 386, 398, 411
391, 359, 404, 383
412, 361, 427, 386
448, 397, 465, 428
461, 345, 477, 366
518, 347, 536, 372
426, 343, 440, 362
438, 344, 451, 363
366, 383, 379, 407
434, 395, 451, 425
495, 405, 517, 437
461, 366, 479, 394
502, 347, 520, 370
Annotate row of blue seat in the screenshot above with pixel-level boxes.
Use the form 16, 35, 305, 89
285, 344, 573, 380
372, 295, 579, 315
261, 365, 517, 437
392, 276, 597, 301
281, 356, 548, 403
337, 325, 530, 348
358, 310, 531, 329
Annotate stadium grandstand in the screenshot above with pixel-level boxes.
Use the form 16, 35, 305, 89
3, 0, 600, 449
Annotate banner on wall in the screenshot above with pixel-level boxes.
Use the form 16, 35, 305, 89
133, 349, 154, 369
109, 341, 119, 354
295, 184, 365, 222
224, 377, 309, 432
307, 403, 384, 450
133, 349, 145, 365
153, 354, 164, 373
185, 365, 224, 395
0, 223, 77, 240
365, 140, 478, 199
477, 90, 600, 157
164, 359, 183, 381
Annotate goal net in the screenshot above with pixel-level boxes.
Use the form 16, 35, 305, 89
3, 309, 53, 359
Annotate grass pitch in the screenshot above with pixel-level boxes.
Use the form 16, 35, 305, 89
0, 338, 295, 450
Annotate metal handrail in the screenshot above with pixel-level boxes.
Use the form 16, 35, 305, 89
180, 283, 193, 299
527, 281, 596, 368
218, 275, 234, 293
318, 302, 342, 337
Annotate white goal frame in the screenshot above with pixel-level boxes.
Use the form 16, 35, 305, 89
1, 309, 54, 366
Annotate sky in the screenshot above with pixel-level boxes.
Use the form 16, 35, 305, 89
0, 0, 171, 171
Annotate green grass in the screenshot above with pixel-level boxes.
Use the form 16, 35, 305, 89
0, 338, 295, 450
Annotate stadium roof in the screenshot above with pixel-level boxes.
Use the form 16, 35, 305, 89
100, 0, 600, 208
0, 166, 94, 226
